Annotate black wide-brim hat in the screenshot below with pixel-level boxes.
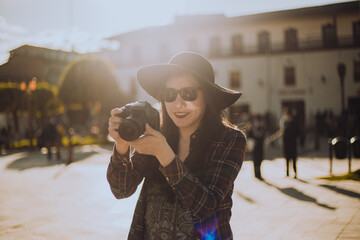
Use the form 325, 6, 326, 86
137, 51, 242, 110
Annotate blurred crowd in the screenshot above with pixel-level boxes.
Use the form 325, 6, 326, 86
1, 107, 359, 171
238, 108, 360, 151
314, 109, 360, 139
0, 113, 109, 155
232, 107, 359, 179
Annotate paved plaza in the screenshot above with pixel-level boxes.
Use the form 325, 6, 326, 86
0, 140, 359, 240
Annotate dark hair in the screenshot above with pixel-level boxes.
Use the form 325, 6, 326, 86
146, 74, 233, 202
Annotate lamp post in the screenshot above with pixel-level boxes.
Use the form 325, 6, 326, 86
337, 63, 346, 113
20, 77, 37, 150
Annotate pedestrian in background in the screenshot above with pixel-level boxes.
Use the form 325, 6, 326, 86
0, 127, 10, 152
107, 52, 246, 239
40, 117, 61, 161
280, 107, 299, 178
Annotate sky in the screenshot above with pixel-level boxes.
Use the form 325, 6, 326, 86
0, 0, 351, 64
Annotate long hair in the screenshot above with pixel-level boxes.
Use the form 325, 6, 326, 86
146, 75, 233, 202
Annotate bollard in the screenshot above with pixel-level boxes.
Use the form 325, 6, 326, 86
350, 136, 360, 158
329, 136, 350, 174
328, 138, 333, 174
349, 136, 360, 173
67, 128, 75, 165
331, 137, 348, 159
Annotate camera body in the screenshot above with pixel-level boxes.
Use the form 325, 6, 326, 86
117, 101, 160, 141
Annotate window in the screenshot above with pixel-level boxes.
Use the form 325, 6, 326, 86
284, 66, 296, 86
322, 23, 337, 48
209, 36, 221, 57
353, 20, 360, 46
258, 31, 270, 53
354, 60, 360, 82
285, 28, 298, 51
232, 34, 243, 55
230, 71, 241, 89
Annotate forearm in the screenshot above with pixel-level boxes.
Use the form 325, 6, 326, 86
106, 147, 146, 199
115, 141, 129, 155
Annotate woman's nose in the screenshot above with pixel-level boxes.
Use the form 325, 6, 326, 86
174, 94, 186, 108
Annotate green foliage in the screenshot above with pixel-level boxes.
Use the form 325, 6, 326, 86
0, 87, 25, 113
0, 81, 61, 116
31, 88, 55, 113
10, 135, 107, 149
58, 55, 126, 118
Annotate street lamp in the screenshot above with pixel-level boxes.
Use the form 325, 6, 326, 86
337, 63, 346, 113
20, 77, 37, 150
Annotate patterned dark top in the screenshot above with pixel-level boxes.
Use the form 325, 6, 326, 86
107, 126, 246, 240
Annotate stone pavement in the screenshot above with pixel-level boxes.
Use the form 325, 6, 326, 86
0, 141, 359, 240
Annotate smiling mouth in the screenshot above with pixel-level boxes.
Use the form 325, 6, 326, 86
173, 112, 189, 119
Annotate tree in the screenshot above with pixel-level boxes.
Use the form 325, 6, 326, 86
0, 83, 26, 133
58, 55, 126, 133
30, 83, 63, 125
0, 81, 62, 142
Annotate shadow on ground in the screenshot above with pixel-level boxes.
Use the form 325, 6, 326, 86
296, 179, 360, 199
263, 180, 336, 210
6, 150, 97, 171
235, 191, 256, 204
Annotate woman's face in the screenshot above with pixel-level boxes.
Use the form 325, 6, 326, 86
164, 73, 206, 133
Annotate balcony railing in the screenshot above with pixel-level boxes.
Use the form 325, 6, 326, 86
210, 35, 359, 58
111, 35, 359, 67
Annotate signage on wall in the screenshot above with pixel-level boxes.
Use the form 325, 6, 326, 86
278, 89, 306, 95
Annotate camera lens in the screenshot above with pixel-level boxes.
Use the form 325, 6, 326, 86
118, 120, 142, 141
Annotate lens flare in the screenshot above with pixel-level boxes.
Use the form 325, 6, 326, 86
194, 215, 218, 240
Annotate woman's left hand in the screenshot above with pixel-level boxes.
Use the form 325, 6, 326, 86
128, 124, 175, 167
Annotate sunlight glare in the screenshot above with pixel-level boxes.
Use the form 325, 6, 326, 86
107, 134, 115, 142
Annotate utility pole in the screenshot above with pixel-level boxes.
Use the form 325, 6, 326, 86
337, 62, 346, 113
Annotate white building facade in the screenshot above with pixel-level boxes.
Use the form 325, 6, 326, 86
100, 1, 360, 131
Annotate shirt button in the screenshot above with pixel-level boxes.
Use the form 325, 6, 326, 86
122, 162, 127, 167
166, 177, 170, 182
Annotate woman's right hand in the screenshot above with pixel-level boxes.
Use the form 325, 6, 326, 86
108, 108, 130, 155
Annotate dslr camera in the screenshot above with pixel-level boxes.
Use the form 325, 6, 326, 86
117, 101, 160, 141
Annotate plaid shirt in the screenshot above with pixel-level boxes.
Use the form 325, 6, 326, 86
107, 126, 246, 240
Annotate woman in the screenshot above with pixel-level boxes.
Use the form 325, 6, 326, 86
107, 52, 246, 240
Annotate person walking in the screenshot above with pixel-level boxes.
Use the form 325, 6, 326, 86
107, 52, 246, 239
40, 117, 61, 161
280, 107, 299, 178
249, 114, 265, 180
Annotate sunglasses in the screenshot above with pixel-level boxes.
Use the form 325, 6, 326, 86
161, 87, 201, 102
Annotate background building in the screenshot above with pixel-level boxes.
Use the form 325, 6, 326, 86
0, 45, 79, 138
0, 45, 79, 85
100, 1, 360, 134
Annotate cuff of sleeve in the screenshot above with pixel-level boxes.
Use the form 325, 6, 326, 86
159, 156, 186, 185
111, 144, 130, 168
